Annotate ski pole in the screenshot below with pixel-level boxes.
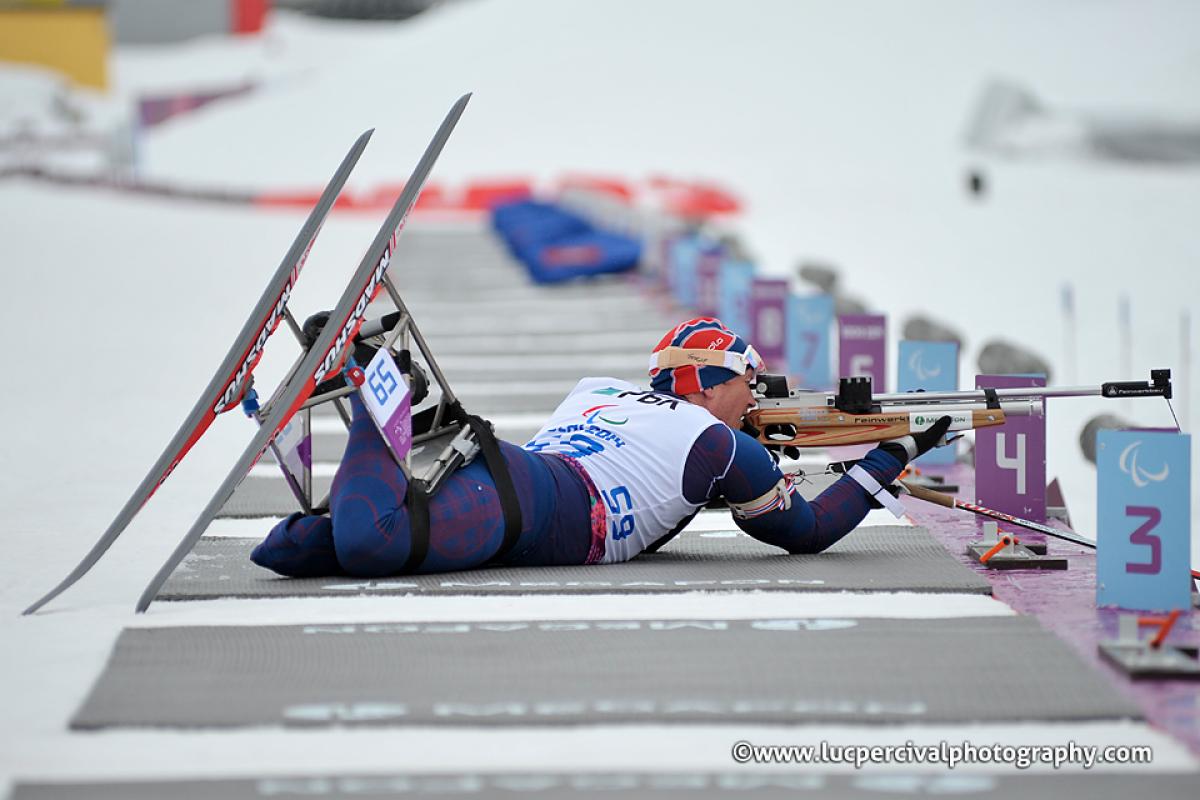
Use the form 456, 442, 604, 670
900, 479, 1096, 547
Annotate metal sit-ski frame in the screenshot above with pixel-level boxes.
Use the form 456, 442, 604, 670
243, 269, 484, 517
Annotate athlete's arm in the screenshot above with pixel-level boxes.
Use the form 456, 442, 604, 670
681, 423, 905, 554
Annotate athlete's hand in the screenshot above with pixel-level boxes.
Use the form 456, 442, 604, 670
876, 415, 953, 466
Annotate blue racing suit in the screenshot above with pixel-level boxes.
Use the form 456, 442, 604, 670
251, 394, 904, 576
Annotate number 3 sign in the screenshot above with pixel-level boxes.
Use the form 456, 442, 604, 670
1097, 429, 1192, 611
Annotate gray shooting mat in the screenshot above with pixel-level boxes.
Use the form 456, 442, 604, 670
12, 773, 1200, 800
221, 475, 334, 518
157, 525, 989, 601
69, 615, 1138, 729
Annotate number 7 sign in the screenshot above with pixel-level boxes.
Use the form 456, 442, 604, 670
1097, 429, 1191, 611
787, 294, 833, 390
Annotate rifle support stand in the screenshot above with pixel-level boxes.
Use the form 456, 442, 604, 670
967, 522, 1064, 569
1098, 613, 1200, 680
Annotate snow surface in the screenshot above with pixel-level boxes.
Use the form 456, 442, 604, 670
1, 0, 1199, 789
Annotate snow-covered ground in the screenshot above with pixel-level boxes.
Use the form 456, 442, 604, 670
1, 0, 1198, 790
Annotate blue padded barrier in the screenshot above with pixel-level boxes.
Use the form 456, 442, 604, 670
492, 199, 641, 284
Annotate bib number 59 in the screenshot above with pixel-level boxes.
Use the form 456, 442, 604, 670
603, 486, 636, 540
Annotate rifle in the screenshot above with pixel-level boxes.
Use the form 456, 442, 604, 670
745, 369, 1175, 448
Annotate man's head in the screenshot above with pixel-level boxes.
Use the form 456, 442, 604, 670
648, 317, 762, 428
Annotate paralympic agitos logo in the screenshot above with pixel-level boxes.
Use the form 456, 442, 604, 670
1119, 441, 1170, 488
581, 404, 628, 426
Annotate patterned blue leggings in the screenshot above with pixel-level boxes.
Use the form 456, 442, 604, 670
251, 396, 594, 577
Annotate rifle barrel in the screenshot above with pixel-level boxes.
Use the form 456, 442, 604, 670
753, 398, 1046, 417
871, 386, 1098, 404
760, 369, 1171, 407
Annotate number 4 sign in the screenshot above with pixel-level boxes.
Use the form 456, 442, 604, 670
357, 348, 414, 464
1097, 429, 1192, 611
974, 374, 1046, 522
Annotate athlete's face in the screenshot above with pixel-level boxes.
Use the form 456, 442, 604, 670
699, 371, 758, 428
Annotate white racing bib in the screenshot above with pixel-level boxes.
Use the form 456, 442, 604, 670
524, 378, 723, 563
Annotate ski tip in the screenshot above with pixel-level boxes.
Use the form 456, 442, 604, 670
457, 92, 473, 106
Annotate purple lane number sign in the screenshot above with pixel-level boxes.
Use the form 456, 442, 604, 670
749, 278, 788, 368
974, 374, 1046, 522
838, 314, 886, 392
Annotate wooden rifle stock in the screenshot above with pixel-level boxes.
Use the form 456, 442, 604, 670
744, 406, 1007, 448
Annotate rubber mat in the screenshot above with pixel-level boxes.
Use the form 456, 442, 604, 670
157, 525, 987, 600
69, 616, 1139, 729
12, 773, 1200, 800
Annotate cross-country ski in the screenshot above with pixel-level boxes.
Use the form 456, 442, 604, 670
134, 93, 471, 612
22, 129, 373, 616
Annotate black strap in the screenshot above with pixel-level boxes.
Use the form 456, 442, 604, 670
983, 387, 1001, 410
404, 481, 432, 572
402, 413, 523, 572
465, 414, 524, 564
401, 400, 465, 573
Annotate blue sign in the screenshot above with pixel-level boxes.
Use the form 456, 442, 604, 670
718, 258, 755, 337
1097, 429, 1192, 611
898, 341, 959, 465
668, 235, 700, 309
786, 294, 834, 389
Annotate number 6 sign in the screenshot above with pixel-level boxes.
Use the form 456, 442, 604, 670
1097, 428, 1192, 611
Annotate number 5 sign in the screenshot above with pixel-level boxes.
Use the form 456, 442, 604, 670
837, 314, 887, 392
1097, 429, 1192, 611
